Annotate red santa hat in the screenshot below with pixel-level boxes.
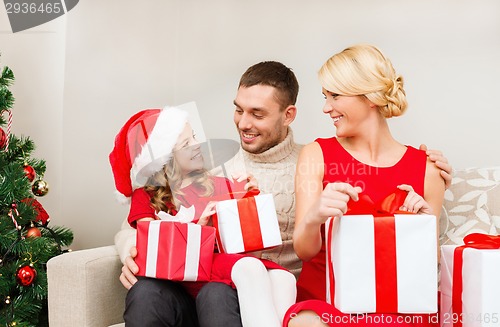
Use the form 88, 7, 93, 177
109, 106, 189, 202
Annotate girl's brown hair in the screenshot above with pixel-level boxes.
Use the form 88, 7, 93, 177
145, 157, 215, 214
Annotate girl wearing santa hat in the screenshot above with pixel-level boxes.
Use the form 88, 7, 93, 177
109, 106, 296, 327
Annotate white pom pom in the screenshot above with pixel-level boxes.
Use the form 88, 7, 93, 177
114, 191, 131, 205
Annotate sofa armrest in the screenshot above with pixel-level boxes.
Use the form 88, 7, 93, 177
47, 245, 127, 327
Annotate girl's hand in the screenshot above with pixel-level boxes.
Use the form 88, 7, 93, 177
197, 201, 217, 226
397, 184, 434, 214
312, 182, 362, 224
232, 172, 258, 191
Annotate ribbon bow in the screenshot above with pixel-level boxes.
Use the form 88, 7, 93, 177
156, 205, 196, 223
452, 233, 500, 327
346, 188, 409, 216
462, 233, 500, 248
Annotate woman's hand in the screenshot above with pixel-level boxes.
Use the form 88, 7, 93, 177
311, 182, 362, 225
197, 201, 217, 226
232, 172, 258, 191
397, 184, 434, 214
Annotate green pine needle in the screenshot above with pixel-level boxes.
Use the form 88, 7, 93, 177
1, 60, 73, 327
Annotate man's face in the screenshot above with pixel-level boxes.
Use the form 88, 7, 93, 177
233, 85, 290, 154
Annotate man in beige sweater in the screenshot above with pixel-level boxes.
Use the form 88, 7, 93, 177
114, 61, 453, 327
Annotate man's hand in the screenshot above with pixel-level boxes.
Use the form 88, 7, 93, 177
232, 172, 258, 191
119, 246, 139, 290
420, 144, 453, 189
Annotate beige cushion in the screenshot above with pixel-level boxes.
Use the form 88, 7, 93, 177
440, 167, 500, 245
47, 245, 127, 327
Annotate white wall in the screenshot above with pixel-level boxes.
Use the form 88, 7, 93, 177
1, 0, 499, 249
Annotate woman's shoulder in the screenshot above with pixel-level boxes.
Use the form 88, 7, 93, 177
300, 140, 323, 156
424, 155, 444, 184
404, 144, 427, 157
299, 137, 343, 164
297, 140, 325, 171
399, 145, 428, 173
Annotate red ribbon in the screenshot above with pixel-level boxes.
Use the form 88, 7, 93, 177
345, 189, 409, 312
237, 196, 264, 251
452, 233, 500, 327
345, 189, 408, 216
207, 188, 260, 202
212, 189, 261, 253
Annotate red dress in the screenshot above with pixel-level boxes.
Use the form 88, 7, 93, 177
129, 176, 284, 297
128, 176, 235, 226
284, 137, 438, 327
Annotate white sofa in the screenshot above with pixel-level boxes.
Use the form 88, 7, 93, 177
47, 167, 500, 327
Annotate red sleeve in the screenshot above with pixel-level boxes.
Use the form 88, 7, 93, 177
214, 176, 236, 194
213, 176, 249, 194
128, 188, 155, 228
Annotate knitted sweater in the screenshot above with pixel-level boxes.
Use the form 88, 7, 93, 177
223, 128, 303, 278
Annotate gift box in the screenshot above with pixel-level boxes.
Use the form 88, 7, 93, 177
135, 220, 216, 281
325, 191, 438, 314
213, 193, 282, 254
440, 234, 500, 327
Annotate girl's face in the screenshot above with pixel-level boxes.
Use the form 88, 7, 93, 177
172, 123, 204, 177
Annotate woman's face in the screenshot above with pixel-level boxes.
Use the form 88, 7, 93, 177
321, 88, 373, 137
172, 123, 204, 177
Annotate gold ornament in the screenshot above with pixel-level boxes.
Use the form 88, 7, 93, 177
32, 179, 49, 196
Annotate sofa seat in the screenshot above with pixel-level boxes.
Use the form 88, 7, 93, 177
47, 167, 500, 326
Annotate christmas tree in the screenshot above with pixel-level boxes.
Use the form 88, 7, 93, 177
0, 58, 73, 326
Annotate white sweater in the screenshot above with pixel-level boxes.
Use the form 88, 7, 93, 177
223, 128, 303, 278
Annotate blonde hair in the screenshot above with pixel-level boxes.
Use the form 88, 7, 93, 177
318, 44, 407, 118
145, 158, 214, 214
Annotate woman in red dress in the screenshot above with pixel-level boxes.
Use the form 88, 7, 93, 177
284, 44, 445, 327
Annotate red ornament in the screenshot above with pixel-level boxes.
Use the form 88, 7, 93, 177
21, 198, 50, 225
0, 127, 6, 149
23, 165, 36, 182
26, 226, 42, 237
16, 265, 37, 286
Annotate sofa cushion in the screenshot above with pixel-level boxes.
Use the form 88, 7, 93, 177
440, 167, 500, 245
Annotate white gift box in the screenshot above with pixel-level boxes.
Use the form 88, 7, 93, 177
325, 214, 438, 314
214, 193, 282, 254
440, 245, 500, 327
